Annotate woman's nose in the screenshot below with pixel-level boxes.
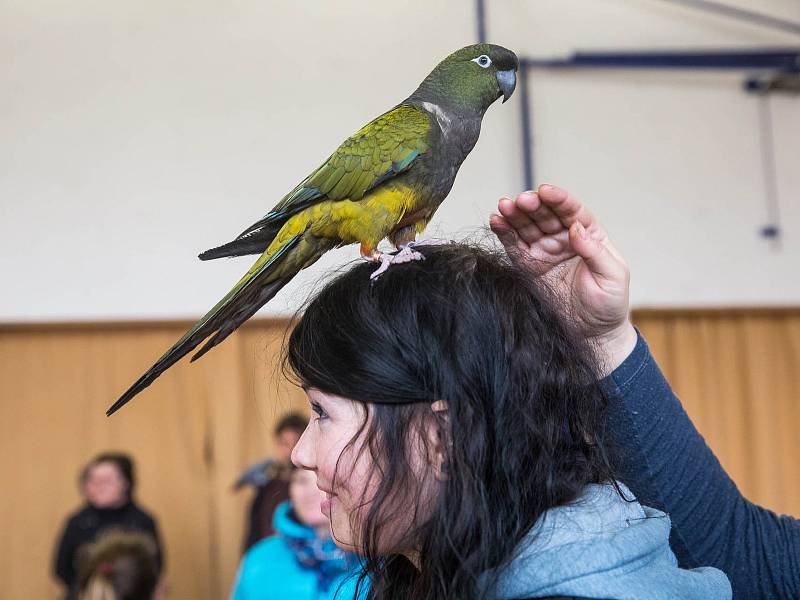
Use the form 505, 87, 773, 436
291, 426, 315, 470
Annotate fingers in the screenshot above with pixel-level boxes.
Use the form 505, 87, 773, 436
496, 190, 566, 247
497, 188, 592, 246
492, 185, 622, 281
537, 184, 604, 236
489, 213, 521, 250
496, 195, 547, 244
510, 191, 566, 234
517, 191, 564, 234
491, 212, 575, 275
569, 221, 628, 285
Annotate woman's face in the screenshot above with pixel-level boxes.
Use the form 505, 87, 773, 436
292, 388, 439, 556
292, 389, 375, 552
289, 468, 329, 529
85, 462, 129, 508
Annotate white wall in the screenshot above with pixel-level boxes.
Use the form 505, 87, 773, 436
1, 0, 798, 320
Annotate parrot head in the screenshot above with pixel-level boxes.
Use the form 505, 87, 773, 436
413, 44, 519, 114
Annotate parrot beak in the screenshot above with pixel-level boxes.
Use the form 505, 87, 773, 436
496, 69, 517, 103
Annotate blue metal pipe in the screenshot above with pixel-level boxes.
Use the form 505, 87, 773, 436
518, 63, 534, 191
518, 49, 798, 190
524, 49, 800, 72
476, 0, 487, 43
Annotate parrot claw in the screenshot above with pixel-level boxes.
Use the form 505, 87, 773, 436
391, 244, 426, 264
368, 253, 393, 280
368, 240, 454, 280
368, 245, 426, 280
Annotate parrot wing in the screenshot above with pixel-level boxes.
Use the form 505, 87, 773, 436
198, 104, 432, 261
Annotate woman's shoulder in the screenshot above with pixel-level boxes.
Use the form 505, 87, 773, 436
493, 482, 731, 600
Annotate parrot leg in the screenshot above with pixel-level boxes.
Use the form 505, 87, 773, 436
366, 244, 426, 280
388, 224, 417, 249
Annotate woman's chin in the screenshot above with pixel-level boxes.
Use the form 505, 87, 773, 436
327, 518, 361, 553
331, 537, 362, 555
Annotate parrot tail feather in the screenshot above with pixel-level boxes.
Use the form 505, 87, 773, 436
190, 278, 288, 362
198, 224, 282, 261
106, 235, 302, 416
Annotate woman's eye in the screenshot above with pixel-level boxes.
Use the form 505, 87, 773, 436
310, 402, 328, 420
473, 54, 492, 68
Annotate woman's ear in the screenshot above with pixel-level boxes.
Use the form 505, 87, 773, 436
429, 400, 450, 481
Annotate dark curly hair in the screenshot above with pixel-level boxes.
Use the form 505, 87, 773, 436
285, 242, 616, 600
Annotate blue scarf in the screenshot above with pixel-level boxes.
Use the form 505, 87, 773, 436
274, 502, 355, 593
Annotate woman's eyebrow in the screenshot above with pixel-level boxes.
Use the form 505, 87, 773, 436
302, 385, 324, 402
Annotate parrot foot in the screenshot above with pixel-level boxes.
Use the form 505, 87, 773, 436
391, 244, 426, 264
368, 245, 426, 280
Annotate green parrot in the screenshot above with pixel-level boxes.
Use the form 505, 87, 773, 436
107, 43, 518, 415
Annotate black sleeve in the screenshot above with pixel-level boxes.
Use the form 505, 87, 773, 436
153, 519, 165, 574
244, 487, 267, 552
140, 512, 165, 574
53, 516, 79, 587
605, 331, 800, 598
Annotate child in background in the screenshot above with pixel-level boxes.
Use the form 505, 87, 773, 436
77, 530, 164, 600
231, 467, 359, 600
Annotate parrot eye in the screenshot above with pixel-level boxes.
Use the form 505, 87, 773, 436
472, 54, 492, 68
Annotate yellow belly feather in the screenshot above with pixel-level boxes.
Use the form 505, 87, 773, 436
266, 184, 421, 257
217, 184, 425, 291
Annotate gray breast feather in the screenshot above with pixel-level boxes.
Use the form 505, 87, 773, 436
419, 101, 481, 163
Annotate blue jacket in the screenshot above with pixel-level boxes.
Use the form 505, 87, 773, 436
491, 482, 731, 599
230, 502, 361, 600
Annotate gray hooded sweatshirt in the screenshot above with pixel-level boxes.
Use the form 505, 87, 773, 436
491, 483, 731, 600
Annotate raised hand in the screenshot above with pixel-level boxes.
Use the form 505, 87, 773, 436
490, 184, 637, 374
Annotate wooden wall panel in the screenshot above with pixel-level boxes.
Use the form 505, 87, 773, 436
1, 310, 798, 598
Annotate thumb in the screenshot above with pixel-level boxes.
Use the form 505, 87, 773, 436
569, 221, 627, 285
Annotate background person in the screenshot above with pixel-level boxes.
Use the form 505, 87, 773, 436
77, 530, 165, 600
54, 453, 164, 600
236, 412, 309, 551
231, 466, 358, 600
